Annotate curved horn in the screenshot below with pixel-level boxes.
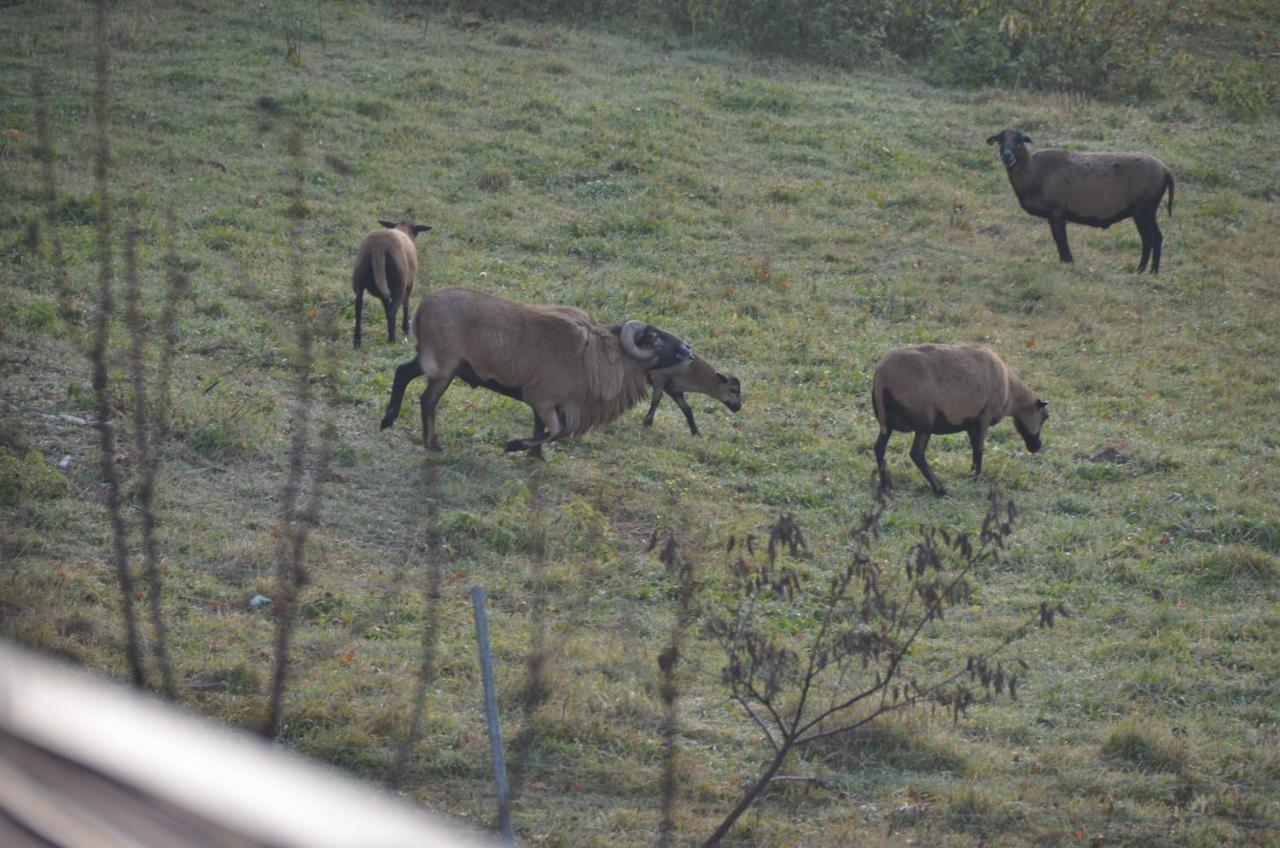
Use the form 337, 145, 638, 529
619, 320, 655, 360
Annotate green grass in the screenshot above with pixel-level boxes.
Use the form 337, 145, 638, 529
2, 2, 1279, 845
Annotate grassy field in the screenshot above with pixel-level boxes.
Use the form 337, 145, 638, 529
2, 2, 1279, 845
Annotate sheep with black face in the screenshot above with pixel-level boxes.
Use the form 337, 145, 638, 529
380, 287, 692, 454
872, 344, 1048, 497
352, 218, 431, 348
987, 129, 1174, 273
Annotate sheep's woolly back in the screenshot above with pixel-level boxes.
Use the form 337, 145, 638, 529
873, 344, 1036, 432
353, 228, 417, 300
1009, 149, 1173, 222
413, 287, 652, 438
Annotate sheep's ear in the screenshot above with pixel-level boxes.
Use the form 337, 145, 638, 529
414, 224, 432, 234
717, 373, 729, 383
378, 219, 396, 228
1021, 135, 1033, 145
985, 134, 1001, 145
1036, 398, 1047, 409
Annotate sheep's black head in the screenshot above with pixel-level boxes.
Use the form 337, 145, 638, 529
1013, 398, 1049, 453
619, 321, 693, 370
986, 129, 1032, 168
379, 218, 433, 238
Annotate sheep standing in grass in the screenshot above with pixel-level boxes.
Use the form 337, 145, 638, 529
380, 286, 692, 454
643, 355, 741, 434
352, 218, 431, 348
987, 128, 1174, 273
872, 344, 1048, 496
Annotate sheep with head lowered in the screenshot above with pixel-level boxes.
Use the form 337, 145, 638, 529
986, 128, 1174, 273
352, 218, 431, 348
380, 286, 692, 455
872, 344, 1048, 497
643, 354, 741, 435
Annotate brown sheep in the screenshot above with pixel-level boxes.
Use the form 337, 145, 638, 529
352, 218, 431, 348
986, 128, 1174, 273
643, 354, 742, 435
872, 344, 1048, 496
380, 286, 692, 454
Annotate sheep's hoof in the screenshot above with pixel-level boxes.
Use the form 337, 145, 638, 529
504, 440, 526, 453
379, 415, 395, 430
932, 487, 949, 498
526, 446, 545, 461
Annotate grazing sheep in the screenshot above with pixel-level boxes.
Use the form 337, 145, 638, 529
872, 344, 1048, 496
352, 218, 431, 348
380, 286, 692, 454
986, 128, 1174, 273
643, 354, 742, 435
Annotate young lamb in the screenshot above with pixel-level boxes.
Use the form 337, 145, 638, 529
643, 354, 742, 435
872, 343, 1048, 496
987, 128, 1174, 273
352, 218, 431, 348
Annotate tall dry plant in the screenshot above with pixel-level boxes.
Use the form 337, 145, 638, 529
653, 530, 696, 848
88, 0, 146, 689
701, 490, 1051, 846
389, 462, 445, 790
123, 203, 176, 699
31, 67, 72, 317
263, 127, 336, 739
507, 469, 553, 802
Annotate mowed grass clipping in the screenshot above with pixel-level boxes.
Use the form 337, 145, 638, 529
2, 2, 1279, 845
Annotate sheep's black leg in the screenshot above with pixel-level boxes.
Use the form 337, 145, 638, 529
967, 422, 988, 477
1049, 217, 1073, 263
402, 291, 411, 335
670, 391, 699, 435
381, 358, 423, 430
873, 430, 893, 493
643, 381, 664, 428
420, 374, 454, 452
1149, 215, 1163, 275
1135, 215, 1152, 273
383, 295, 397, 344
909, 430, 947, 497
506, 401, 560, 453
353, 289, 364, 349
526, 413, 547, 460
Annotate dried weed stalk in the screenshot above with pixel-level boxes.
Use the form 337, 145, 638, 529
32, 67, 72, 316
654, 530, 696, 848
263, 127, 335, 739
123, 204, 175, 699
88, 0, 146, 689
389, 463, 444, 790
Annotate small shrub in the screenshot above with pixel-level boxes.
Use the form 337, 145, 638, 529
1208, 59, 1276, 121
0, 448, 69, 506
1197, 543, 1278, 582
810, 716, 968, 774
478, 168, 514, 192
943, 784, 1025, 834
926, 11, 1013, 89
1100, 722, 1188, 773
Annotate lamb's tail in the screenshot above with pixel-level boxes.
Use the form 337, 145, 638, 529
371, 248, 391, 301
1165, 171, 1175, 217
